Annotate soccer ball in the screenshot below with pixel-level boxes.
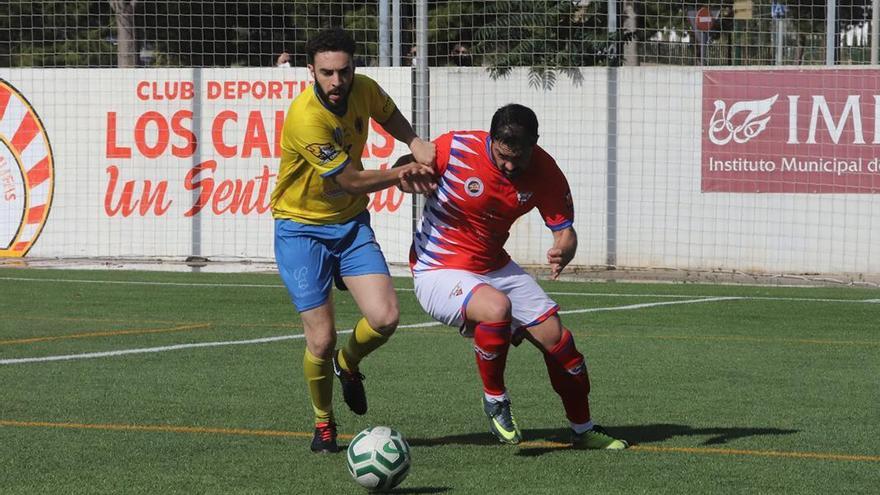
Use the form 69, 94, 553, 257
346, 426, 411, 491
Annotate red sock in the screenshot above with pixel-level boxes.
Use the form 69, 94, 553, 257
543, 329, 591, 424
473, 320, 512, 396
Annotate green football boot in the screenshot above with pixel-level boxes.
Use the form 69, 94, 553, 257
482, 397, 522, 445
571, 425, 629, 450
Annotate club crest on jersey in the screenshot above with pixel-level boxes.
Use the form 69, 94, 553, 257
322, 179, 345, 198
305, 142, 341, 164
332, 127, 344, 145
354, 117, 364, 134
0, 79, 55, 258
465, 177, 484, 197
379, 87, 394, 114
517, 191, 533, 205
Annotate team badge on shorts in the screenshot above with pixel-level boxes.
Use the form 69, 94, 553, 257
0, 79, 55, 258
449, 281, 463, 298
465, 177, 484, 197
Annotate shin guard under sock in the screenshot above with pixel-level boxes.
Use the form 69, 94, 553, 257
543, 329, 591, 424
473, 320, 512, 396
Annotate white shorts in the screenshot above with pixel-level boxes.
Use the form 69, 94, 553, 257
413, 260, 559, 335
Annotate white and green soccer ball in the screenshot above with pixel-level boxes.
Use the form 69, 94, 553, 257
346, 426, 411, 491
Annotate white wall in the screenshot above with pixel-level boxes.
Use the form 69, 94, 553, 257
2, 66, 878, 275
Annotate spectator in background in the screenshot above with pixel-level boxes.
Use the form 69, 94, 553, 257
449, 43, 473, 67
406, 45, 418, 67
276, 50, 291, 67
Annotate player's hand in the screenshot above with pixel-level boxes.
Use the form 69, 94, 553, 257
410, 138, 436, 167
547, 247, 571, 280
398, 164, 437, 194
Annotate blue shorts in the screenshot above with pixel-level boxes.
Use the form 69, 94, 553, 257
274, 211, 390, 312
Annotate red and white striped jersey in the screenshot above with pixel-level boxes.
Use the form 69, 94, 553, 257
410, 130, 574, 274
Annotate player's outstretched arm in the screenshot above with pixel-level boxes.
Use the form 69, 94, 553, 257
332, 158, 435, 195
390, 154, 436, 194
391, 154, 415, 169
399, 164, 436, 194
547, 227, 578, 280
381, 109, 436, 166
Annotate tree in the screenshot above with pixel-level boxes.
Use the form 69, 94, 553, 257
109, 0, 137, 67
140, 1, 297, 67
622, 1, 640, 66
342, 1, 487, 67
786, 0, 873, 64
0, 1, 116, 67
473, 1, 626, 89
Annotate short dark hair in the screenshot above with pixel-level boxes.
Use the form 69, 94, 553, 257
490, 104, 539, 151
306, 28, 357, 64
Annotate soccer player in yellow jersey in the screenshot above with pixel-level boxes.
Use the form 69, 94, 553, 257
271, 28, 436, 453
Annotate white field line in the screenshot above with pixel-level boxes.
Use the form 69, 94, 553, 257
0, 330, 347, 365
2, 275, 879, 304
0, 297, 736, 365
558, 296, 743, 314
0, 322, 449, 365
0, 276, 282, 289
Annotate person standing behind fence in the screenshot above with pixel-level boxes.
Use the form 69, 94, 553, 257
276, 50, 291, 67
449, 43, 473, 66
270, 27, 436, 454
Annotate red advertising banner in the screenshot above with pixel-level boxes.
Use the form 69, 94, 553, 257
702, 69, 880, 193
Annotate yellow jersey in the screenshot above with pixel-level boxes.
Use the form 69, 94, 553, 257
271, 74, 397, 224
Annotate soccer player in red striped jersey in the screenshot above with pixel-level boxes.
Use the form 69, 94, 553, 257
400, 104, 628, 449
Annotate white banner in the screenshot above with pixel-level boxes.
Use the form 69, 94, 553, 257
0, 68, 414, 262
3, 66, 880, 276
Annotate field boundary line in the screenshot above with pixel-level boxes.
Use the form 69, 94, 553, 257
0, 276, 283, 288
630, 444, 880, 463
4, 275, 880, 304
1, 297, 874, 365
560, 296, 741, 314
0, 331, 342, 365
585, 332, 880, 346
519, 439, 880, 462
0, 323, 212, 346
0, 419, 314, 440
2, 322, 301, 346
2, 419, 877, 463
16, 315, 182, 324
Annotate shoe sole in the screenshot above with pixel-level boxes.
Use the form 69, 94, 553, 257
571, 439, 629, 450
310, 447, 340, 454
341, 388, 367, 415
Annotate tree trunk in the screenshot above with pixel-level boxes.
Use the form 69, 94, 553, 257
622, 1, 639, 66
794, 33, 806, 65
110, 0, 137, 68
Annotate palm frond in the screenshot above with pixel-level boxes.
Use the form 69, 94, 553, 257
475, 0, 612, 89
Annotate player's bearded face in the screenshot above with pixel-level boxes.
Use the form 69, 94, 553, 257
491, 141, 533, 179
309, 51, 355, 110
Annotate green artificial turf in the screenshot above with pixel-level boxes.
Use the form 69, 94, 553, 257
1, 268, 878, 494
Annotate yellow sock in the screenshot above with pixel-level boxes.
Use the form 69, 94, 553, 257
303, 349, 333, 424
339, 317, 389, 372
